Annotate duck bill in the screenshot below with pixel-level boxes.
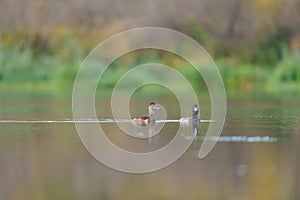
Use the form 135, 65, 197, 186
154, 106, 160, 110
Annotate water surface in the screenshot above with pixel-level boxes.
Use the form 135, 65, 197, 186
0, 90, 299, 200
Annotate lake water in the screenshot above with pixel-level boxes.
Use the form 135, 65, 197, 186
0, 90, 299, 200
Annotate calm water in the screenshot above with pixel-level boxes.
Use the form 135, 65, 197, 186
0, 90, 299, 200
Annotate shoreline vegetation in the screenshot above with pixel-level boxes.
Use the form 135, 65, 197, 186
0, 27, 299, 97
1, 0, 300, 97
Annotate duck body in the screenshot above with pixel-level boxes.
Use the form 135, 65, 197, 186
131, 115, 150, 126
132, 102, 159, 127
179, 104, 199, 124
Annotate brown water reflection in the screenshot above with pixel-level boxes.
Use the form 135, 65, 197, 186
0, 92, 299, 200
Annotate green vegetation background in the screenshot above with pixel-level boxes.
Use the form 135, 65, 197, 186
1, 27, 299, 95
0, 0, 299, 96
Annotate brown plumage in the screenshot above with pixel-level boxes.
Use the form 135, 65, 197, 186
132, 102, 159, 126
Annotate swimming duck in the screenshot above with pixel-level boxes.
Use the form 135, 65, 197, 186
132, 102, 160, 127
179, 104, 199, 123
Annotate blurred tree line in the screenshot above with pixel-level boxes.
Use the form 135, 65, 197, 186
1, 0, 300, 61
0, 0, 299, 93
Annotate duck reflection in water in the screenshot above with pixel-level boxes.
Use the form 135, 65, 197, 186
179, 104, 200, 140
131, 102, 161, 143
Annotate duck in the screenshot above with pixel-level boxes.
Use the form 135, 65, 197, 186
179, 104, 199, 124
132, 102, 160, 127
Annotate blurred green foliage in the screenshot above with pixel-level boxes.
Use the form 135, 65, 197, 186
0, 30, 83, 87
0, 26, 299, 95
266, 48, 300, 94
